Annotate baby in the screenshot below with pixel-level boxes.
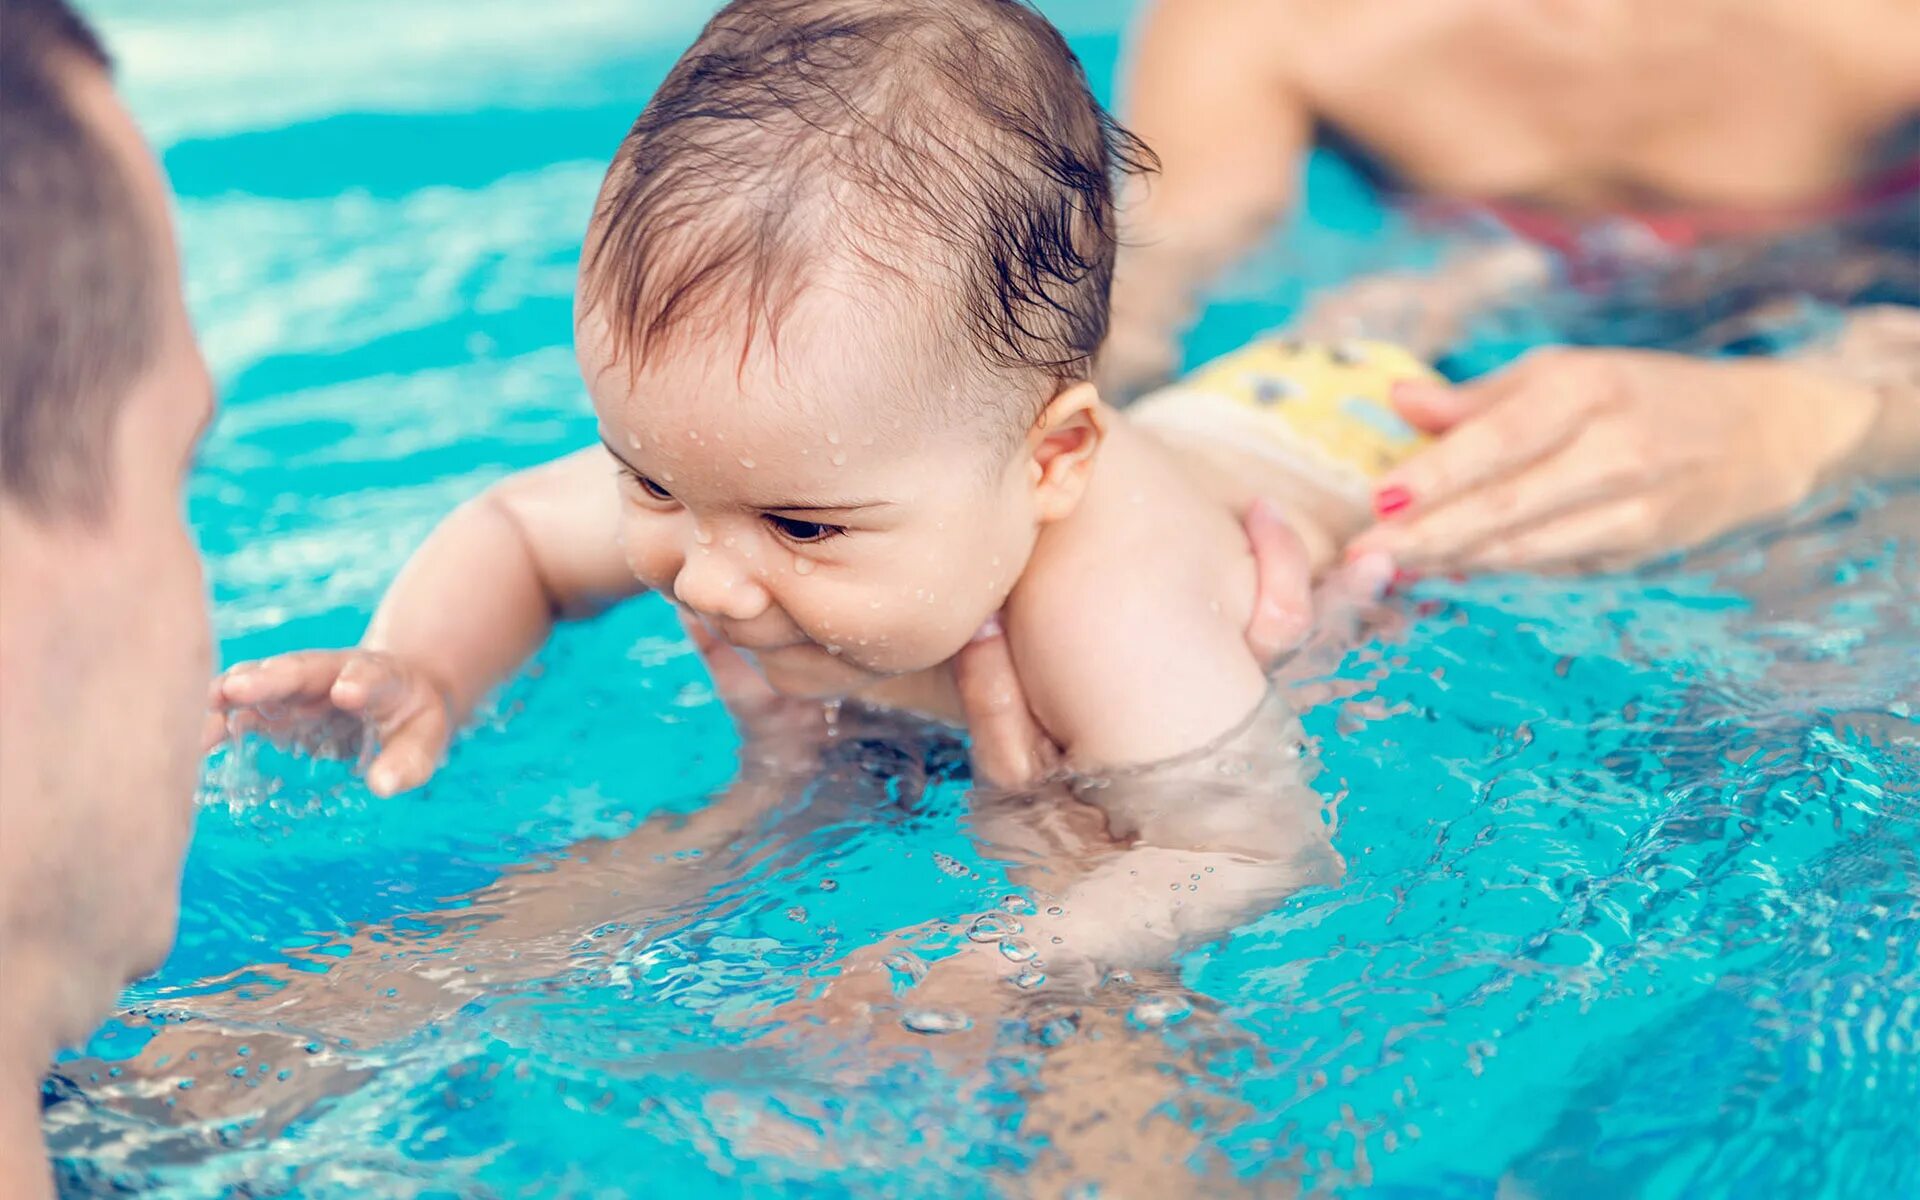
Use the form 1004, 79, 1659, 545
215, 0, 1430, 963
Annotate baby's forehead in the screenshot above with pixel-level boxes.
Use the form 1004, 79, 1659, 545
580, 280, 985, 449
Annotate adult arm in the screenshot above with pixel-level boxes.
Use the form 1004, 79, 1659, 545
1102, 0, 1312, 401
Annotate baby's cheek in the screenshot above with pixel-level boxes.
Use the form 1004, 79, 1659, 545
617, 516, 681, 591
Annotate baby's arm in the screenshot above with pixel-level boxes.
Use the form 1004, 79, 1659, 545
362, 446, 639, 717
213, 447, 642, 793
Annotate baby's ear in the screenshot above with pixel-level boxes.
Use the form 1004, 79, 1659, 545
1027, 381, 1107, 522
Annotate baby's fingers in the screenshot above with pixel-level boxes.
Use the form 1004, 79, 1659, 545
328, 652, 429, 724
363, 706, 451, 798
215, 651, 353, 708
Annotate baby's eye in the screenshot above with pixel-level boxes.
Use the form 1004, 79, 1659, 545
764, 514, 845, 544
616, 465, 675, 503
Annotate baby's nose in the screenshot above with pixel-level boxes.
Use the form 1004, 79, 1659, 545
671, 538, 771, 623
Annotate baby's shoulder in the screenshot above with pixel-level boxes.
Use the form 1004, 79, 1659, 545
1000, 441, 1267, 769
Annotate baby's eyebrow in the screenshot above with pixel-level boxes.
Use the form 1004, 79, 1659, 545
758, 499, 894, 513
599, 437, 892, 512
598, 436, 641, 473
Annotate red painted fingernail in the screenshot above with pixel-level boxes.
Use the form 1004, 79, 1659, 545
1374, 485, 1413, 518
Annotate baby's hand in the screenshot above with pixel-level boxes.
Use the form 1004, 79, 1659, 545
206, 650, 453, 797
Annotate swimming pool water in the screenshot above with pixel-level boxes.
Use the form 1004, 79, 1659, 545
47, 2, 1920, 1196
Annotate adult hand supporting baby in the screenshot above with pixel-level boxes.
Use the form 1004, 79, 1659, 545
1345, 346, 1894, 574
955, 498, 1384, 790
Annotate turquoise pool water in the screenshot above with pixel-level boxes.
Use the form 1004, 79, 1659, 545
48, 2, 1920, 1196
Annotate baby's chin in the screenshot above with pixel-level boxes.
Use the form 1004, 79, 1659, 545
750, 644, 899, 699
749, 638, 956, 701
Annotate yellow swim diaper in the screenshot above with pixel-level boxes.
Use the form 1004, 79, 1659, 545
1129, 338, 1438, 504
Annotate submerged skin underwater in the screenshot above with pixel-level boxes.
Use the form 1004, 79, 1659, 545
48, 1, 1920, 1196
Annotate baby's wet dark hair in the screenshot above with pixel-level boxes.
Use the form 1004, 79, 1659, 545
580, 0, 1154, 427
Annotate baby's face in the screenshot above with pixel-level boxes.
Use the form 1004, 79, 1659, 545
578, 297, 1044, 698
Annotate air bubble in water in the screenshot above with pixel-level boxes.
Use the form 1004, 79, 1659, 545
901, 1009, 971, 1035
1000, 894, 1034, 915
967, 913, 1019, 943
883, 952, 928, 986
998, 937, 1037, 963
1129, 996, 1191, 1029
1014, 968, 1046, 990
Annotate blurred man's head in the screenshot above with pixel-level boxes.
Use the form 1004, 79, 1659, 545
0, 0, 213, 1058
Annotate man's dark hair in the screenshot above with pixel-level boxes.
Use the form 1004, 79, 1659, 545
0, 0, 157, 516
581, 0, 1154, 426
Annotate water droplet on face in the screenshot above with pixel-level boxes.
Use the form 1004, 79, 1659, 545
792, 556, 816, 575
901, 1009, 971, 1035
626, 432, 642, 449
687, 430, 700, 441
868, 599, 882, 609
738, 456, 756, 469
693, 526, 713, 545
660, 470, 674, 483
830, 451, 847, 467
827, 430, 841, 445
825, 643, 843, 656
967, 913, 1019, 943
722, 536, 736, 548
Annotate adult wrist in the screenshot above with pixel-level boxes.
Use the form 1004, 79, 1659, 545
1792, 307, 1920, 484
